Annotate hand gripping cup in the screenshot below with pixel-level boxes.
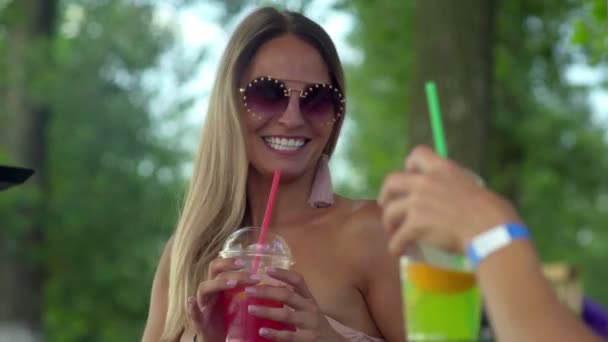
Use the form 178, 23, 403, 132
219, 226, 295, 342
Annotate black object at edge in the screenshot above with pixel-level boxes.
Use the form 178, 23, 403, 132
0, 165, 35, 191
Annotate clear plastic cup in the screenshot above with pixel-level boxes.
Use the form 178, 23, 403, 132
219, 227, 294, 342
401, 245, 482, 341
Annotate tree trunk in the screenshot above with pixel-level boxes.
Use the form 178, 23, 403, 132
0, 0, 56, 341
408, 0, 495, 176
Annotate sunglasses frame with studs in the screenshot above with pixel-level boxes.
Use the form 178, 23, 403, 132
238, 76, 345, 127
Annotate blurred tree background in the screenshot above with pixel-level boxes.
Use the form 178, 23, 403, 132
0, 0, 606, 341
1, 0, 193, 340
340, 0, 608, 309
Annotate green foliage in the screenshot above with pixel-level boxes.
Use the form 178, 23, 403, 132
335, 0, 413, 198
1, 0, 194, 340
2, 1, 607, 340
490, 0, 608, 304
40, 2, 191, 340
339, 0, 608, 305
572, 0, 607, 65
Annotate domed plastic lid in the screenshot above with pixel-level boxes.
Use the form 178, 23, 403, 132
219, 226, 293, 261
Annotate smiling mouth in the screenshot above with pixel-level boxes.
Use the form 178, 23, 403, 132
263, 136, 309, 152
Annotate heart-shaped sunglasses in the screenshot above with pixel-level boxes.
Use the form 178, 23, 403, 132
239, 76, 345, 127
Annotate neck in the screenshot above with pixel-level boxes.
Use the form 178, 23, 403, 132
246, 167, 318, 228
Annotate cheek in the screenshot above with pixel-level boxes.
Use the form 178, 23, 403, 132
316, 123, 336, 147
244, 117, 259, 132
242, 110, 271, 132
239, 116, 261, 152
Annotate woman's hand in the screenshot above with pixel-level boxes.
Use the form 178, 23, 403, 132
189, 257, 260, 342
245, 267, 347, 342
378, 145, 521, 256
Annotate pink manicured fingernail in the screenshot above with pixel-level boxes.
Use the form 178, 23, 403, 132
234, 259, 245, 266
226, 279, 237, 287
259, 328, 271, 336
250, 273, 261, 281
248, 304, 261, 313
245, 286, 256, 294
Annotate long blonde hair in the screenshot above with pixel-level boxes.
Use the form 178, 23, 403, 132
162, 7, 346, 341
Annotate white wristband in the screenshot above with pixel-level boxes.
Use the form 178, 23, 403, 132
466, 223, 530, 268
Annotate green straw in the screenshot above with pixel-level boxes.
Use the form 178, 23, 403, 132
425, 82, 448, 158
424, 81, 458, 268
425, 81, 479, 335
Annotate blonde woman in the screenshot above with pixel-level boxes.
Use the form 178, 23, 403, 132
142, 7, 404, 342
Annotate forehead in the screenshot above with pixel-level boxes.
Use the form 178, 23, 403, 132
244, 34, 331, 85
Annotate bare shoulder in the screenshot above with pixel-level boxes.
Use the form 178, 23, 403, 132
337, 198, 391, 265
141, 236, 174, 342
156, 236, 174, 287
340, 198, 385, 245
346, 199, 382, 223
153, 235, 174, 290
337, 198, 405, 341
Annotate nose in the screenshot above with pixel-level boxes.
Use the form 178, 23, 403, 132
276, 91, 306, 128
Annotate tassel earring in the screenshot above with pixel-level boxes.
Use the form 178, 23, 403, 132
308, 154, 334, 208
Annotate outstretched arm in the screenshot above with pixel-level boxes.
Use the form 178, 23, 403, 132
476, 240, 601, 342
379, 145, 602, 342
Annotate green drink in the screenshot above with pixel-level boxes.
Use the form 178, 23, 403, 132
401, 257, 482, 341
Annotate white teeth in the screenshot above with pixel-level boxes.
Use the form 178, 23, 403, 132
264, 137, 306, 151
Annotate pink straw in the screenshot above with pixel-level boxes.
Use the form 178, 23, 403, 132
252, 170, 281, 272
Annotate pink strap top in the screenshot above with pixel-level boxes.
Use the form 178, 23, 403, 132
326, 316, 386, 342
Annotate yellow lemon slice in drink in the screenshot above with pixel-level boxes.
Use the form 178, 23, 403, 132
406, 262, 476, 294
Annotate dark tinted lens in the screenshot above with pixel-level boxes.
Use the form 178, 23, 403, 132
244, 79, 288, 118
300, 86, 336, 122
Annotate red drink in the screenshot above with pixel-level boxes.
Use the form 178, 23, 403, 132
219, 227, 294, 341
222, 285, 294, 342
